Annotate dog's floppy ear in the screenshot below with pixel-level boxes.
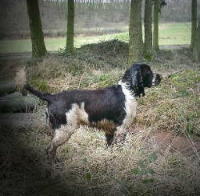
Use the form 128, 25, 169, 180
131, 67, 145, 97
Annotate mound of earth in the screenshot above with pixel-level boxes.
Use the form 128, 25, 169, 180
80, 39, 128, 57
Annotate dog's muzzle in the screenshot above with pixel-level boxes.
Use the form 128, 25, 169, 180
152, 73, 162, 86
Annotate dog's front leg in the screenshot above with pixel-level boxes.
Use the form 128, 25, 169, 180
105, 133, 114, 146
112, 127, 127, 145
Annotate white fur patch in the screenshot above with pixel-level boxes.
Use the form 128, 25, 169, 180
118, 80, 137, 128
66, 103, 79, 128
63, 102, 89, 130
152, 74, 156, 86
78, 102, 89, 124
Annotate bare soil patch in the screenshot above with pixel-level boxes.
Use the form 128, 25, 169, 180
131, 127, 200, 159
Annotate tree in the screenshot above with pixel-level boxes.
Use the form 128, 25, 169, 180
153, 0, 160, 51
144, 0, 153, 59
128, 0, 143, 64
26, 0, 47, 58
191, 0, 197, 49
66, 0, 75, 53
152, 0, 166, 52
193, 20, 200, 62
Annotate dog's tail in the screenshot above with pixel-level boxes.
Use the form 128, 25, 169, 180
24, 84, 53, 103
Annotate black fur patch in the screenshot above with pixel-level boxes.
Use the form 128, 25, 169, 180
47, 85, 126, 129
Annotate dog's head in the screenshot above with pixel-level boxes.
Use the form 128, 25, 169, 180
122, 63, 161, 97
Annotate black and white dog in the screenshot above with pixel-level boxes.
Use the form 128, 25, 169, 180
25, 63, 161, 159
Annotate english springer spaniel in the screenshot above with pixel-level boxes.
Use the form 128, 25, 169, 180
25, 63, 161, 160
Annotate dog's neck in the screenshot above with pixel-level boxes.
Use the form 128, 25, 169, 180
118, 80, 135, 98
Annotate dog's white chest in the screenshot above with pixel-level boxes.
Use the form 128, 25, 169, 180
119, 81, 137, 128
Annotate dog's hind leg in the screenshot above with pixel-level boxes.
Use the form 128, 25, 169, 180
46, 126, 77, 161
47, 104, 80, 161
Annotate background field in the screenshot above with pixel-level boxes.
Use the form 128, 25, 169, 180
0, 23, 191, 54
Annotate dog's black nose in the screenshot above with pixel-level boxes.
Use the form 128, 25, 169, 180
152, 73, 162, 86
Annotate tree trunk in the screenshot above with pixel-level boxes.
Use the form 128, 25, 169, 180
26, 0, 47, 58
128, 0, 143, 64
66, 0, 75, 53
191, 0, 197, 49
153, 0, 160, 51
144, 0, 153, 60
193, 20, 200, 62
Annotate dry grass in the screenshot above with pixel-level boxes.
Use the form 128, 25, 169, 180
2, 40, 200, 195
2, 124, 200, 195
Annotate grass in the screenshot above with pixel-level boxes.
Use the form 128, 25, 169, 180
159, 22, 191, 45
0, 22, 191, 54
